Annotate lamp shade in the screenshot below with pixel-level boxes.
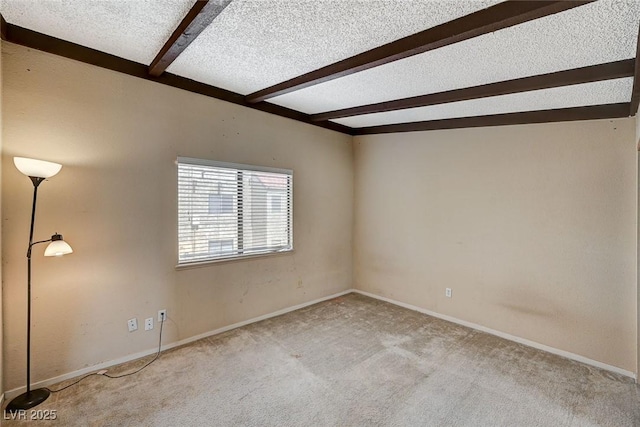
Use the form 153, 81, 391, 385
14, 157, 62, 179
44, 234, 73, 257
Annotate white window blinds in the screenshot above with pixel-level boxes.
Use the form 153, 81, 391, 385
177, 157, 293, 264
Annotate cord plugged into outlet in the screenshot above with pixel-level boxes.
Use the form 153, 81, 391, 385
47, 312, 166, 394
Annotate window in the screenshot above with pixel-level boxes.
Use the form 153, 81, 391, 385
209, 193, 233, 215
208, 239, 235, 256
178, 157, 293, 264
270, 194, 282, 213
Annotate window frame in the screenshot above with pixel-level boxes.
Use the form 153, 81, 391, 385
176, 157, 294, 267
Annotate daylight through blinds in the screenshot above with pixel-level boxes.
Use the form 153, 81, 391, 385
178, 158, 292, 264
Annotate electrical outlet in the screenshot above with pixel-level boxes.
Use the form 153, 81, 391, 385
127, 318, 138, 332
145, 317, 154, 331
158, 309, 167, 322
445, 288, 452, 298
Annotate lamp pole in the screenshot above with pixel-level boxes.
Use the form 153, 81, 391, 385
6, 158, 73, 413
7, 177, 52, 411
26, 177, 45, 398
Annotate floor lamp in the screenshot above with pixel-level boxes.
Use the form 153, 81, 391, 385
6, 157, 73, 412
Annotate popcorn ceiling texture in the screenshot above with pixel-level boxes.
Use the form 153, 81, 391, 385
334, 78, 634, 128
273, 0, 640, 115
167, 0, 499, 94
1, 0, 638, 127
0, 0, 196, 64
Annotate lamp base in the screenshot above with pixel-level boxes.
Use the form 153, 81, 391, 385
5, 388, 50, 412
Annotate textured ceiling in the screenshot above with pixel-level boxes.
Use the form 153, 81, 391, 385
271, 0, 640, 115
333, 78, 634, 128
1, 0, 195, 64
1, 0, 639, 132
167, 0, 499, 94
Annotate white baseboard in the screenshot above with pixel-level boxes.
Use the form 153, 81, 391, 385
6, 287, 634, 400
353, 289, 636, 380
4, 289, 353, 401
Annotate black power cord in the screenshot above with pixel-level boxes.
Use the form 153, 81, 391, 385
47, 316, 165, 393
104, 317, 164, 379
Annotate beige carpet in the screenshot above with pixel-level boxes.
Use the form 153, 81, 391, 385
4, 293, 639, 426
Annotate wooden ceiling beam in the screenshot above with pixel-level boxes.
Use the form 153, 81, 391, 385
353, 104, 630, 135
148, 0, 232, 77
312, 60, 635, 122
3, 22, 354, 135
245, 0, 595, 104
630, 22, 640, 116
1, 14, 7, 40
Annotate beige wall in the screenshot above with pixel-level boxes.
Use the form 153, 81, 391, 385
0, 38, 3, 399
354, 119, 637, 372
637, 114, 640, 379
1, 42, 353, 391
1, 37, 638, 391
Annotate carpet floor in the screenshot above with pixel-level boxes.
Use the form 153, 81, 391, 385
3, 293, 639, 426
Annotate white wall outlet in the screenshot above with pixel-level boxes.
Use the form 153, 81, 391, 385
445, 288, 452, 298
158, 309, 167, 322
145, 317, 154, 331
127, 318, 138, 332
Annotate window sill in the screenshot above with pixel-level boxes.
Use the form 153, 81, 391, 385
175, 248, 294, 270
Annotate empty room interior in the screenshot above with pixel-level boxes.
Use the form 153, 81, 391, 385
2, 0, 640, 425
